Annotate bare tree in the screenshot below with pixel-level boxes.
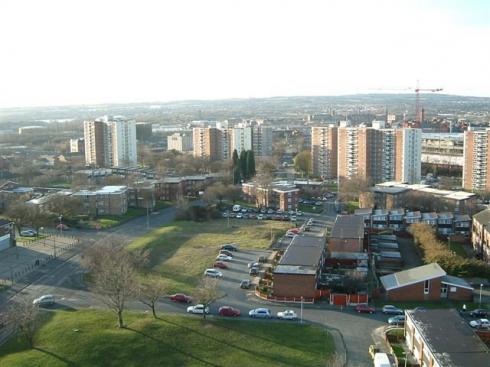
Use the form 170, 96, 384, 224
192, 278, 222, 320
6, 298, 41, 348
139, 278, 168, 319
82, 237, 139, 328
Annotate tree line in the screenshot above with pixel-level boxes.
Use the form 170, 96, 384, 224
410, 223, 490, 278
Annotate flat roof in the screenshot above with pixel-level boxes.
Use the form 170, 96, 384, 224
354, 208, 372, 216
406, 309, 490, 367
96, 185, 127, 194
473, 209, 490, 227
330, 215, 364, 239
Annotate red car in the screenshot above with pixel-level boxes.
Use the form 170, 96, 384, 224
213, 261, 228, 269
169, 294, 192, 304
355, 304, 375, 314
218, 306, 241, 317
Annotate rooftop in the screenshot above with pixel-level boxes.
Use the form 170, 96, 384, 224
96, 186, 127, 194
354, 208, 372, 216
406, 309, 490, 367
330, 215, 364, 239
380, 263, 446, 291
473, 209, 490, 227
279, 235, 326, 267
375, 182, 475, 201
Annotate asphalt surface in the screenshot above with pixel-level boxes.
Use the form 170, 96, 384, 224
0, 204, 388, 367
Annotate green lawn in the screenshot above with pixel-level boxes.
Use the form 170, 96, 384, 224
447, 240, 468, 258
128, 219, 291, 293
345, 201, 359, 213
0, 310, 334, 367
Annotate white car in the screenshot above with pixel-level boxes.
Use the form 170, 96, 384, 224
296, 211, 303, 216
257, 214, 264, 220
187, 304, 209, 314
469, 318, 490, 329
204, 269, 223, 278
236, 213, 243, 219
277, 310, 298, 320
216, 254, 233, 261
290, 216, 297, 221
20, 229, 37, 237
33, 295, 55, 306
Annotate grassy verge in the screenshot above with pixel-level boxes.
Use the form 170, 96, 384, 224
0, 310, 334, 367
128, 219, 291, 293
345, 201, 359, 213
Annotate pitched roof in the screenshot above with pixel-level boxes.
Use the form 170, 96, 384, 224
441, 275, 473, 290
330, 215, 364, 239
380, 263, 446, 291
406, 309, 490, 367
473, 209, 490, 227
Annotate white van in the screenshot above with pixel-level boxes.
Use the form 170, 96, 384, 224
373, 353, 391, 367
232, 204, 241, 212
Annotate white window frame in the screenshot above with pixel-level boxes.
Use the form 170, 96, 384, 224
424, 280, 430, 294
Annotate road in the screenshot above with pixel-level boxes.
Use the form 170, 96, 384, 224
0, 204, 385, 367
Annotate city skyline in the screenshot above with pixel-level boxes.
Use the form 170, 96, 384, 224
1, 0, 489, 108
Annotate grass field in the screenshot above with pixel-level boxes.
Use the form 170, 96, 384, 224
298, 203, 323, 214
128, 219, 291, 293
0, 310, 334, 367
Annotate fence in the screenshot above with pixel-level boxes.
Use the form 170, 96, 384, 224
329, 293, 369, 306
254, 288, 315, 303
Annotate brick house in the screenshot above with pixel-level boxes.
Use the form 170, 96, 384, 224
329, 215, 365, 253
380, 263, 473, 302
241, 181, 299, 211
273, 235, 326, 298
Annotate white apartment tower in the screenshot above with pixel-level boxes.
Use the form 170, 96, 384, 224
231, 120, 272, 157
394, 128, 422, 184
167, 132, 193, 152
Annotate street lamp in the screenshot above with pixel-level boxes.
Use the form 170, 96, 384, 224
300, 296, 304, 323
58, 214, 63, 235
479, 284, 483, 308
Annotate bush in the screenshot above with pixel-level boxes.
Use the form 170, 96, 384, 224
410, 223, 490, 278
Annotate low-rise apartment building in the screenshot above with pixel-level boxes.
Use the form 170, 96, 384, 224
73, 185, 128, 216
241, 181, 300, 211
329, 215, 365, 253
405, 309, 490, 367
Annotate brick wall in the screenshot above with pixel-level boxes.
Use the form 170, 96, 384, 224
272, 273, 317, 298
386, 277, 443, 301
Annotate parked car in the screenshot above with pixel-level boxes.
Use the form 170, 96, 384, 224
20, 229, 37, 237
216, 254, 233, 262
355, 304, 375, 314
295, 211, 303, 216
387, 315, 405, 326
229, 212, 236, 218
169, 293, 192, 303
260, 208, 267, 213
469, 318, 490, 329
222, 212, 229, 218
469, 309, 488, 318
218, 306, 241, 317
213, 261, 228, 269
248, 213, 256, 219
33, 295, 55, 306
241, 208, 248, 213
236, 213, 243, 219
267, 209, 274, 214
277, 310, 298, 320
240, 279, 251, 289
382, 305, 404, 315
232, 205, 241, 212
221, 243, 238, 252
249, 267, 259, 276
187, 304, 209, 314
257, 214, 264, 220
249, 308, 272, 319
248, 262, 259, 269
314, 201, 322, 206
290, 215, 297, 221
219, 249, 233, 257
204, 269, 223, 278
286, 231, 296, 238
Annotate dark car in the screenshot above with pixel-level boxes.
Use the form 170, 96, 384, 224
355, 304, 375, 314
218, 306, 241, 317
221, 243, 238, 251
388, 315, 405, 326
169, 294, 192, 303
213, 261, 228, 269
470, 309, 488, 318
249, 267, 259, 276
219, 249, 233, 257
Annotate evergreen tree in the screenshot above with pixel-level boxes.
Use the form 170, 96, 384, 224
246, 150, 256, 178
239, 150, 247, 180
232, 150, 240, 184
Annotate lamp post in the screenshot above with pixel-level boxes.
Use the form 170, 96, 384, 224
300, 296, 304, 323
58, 214, 63, 235
479, 284, 483, 308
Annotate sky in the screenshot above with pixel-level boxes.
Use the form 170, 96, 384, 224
0, 0, 489, 108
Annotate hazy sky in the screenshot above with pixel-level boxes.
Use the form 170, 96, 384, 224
1, 0, 489, 108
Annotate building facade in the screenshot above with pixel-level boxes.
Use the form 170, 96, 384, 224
311, 126, 338, 179
471, 208, 490, 263
70, 138, 85, 154
395, 128, 422, 184
167, 132, 193, 152
192, 127, 229, 161
463, 128, 490, 191
84, 116, 137, 168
